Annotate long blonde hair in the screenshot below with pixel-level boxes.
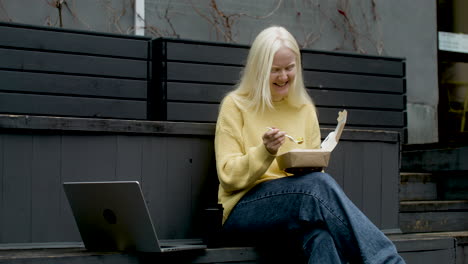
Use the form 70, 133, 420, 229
231, 26, 314, 112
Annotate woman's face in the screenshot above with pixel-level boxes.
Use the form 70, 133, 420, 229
269, 46, 296, 102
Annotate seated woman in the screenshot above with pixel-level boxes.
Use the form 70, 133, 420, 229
214, 26, 405, 264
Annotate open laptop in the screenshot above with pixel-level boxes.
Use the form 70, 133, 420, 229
63, 181, 207, 252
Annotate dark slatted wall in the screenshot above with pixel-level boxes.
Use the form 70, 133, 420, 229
152, 38, 406, 139
0, 22, 151, 120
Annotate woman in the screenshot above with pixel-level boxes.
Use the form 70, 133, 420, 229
214, 26, 405, 263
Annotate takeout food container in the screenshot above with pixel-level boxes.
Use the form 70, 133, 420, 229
276, 110, 347, 171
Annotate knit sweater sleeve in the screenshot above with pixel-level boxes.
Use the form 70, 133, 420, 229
215, 96, 276, 193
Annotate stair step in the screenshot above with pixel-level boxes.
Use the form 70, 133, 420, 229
400, 173, 437, 201
400, 200, 468, 233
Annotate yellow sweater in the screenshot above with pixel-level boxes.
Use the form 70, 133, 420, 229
215, 95, 321, 224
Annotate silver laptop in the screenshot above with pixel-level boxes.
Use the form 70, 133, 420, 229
63, 181, 207, 252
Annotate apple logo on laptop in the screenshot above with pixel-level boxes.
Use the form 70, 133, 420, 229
103, 209, 117, 225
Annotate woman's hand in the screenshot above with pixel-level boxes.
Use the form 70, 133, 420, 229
263, 127, 286, 155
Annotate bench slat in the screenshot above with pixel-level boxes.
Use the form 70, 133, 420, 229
0, 48, 147, 79
0, 92, 147, 119
0, 22, 149, 59
0, 70, 147, 99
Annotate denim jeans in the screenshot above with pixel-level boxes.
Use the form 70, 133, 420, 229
222, 172, 405, 264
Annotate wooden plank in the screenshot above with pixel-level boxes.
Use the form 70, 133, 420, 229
31, 135, 62, 242
0, 70, 147, 99
343, 141, 364, 210
325, 141, 345, 187
309, 89, 405, 110
115, 136, 144, 181
166, 62, 241, 84
165, 138, 194, 238
166, 102, 405, 128
166, 83, 405, 111
0, 22, 150, 59
60, 135, 118, 241
167, 82, 232, 103
303, 70, 405, 94
140, 137, 169, 239
380, 142, 400, 230
302, 51, 404, 76
2, 134, 32, 242
0, 92, 147, 119
166, 102, 220, 122
164, 41, 249, 65
362, 142, 382, 227
400, 248, 455, 264
317, 108, 405, 128
0, 48, 148, 79
189, 138, 217, 237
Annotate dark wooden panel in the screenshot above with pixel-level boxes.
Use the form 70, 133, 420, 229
0, 70, 147, 99
166, 102, 220, 122
166, 62, 241, 84
343, 142, 364, 210
166, 102, 405, 128
380, 143, 400, 230
302, 51, 404, 76
60, 135, 119, 241
165, 138, 194, 238
309, 89, 405, 110
325, 142, 345, 187
303, 70, 405, 94
400, 248, 455, 264
2, 134, 32, 242
141, 137, 169, 239
0, 48, 147, 79
362, 143, 383, 228
31, 135, 62, 242
167, 83, 404, 110
164, 41, 249, 65
115, 136, 144, 181
0, 22, 150, 59
317, 108, 405, 128
167, 82, 232, 103
0, 92, 147, 119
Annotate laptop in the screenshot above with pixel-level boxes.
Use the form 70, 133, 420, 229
63, 181, 207, 252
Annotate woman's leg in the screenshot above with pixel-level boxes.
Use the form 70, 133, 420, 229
222, 172, 405, 264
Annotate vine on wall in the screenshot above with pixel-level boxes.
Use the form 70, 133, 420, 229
0, 0, 385, 55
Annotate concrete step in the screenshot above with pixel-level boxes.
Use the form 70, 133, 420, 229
400, 173, 437, 201
400, 200, 468, 233
400, 172, 468, 201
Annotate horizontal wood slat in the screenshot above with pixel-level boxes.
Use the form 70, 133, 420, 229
0, 48, 148, 79
0, 22, 150, 59
0, 70, 147, 99
303, 71, 405, 94
166, 62, 241, 84
0, 92, 147, 119
309, 90, 405, 110
164, 41, 249, 65
302, 52, 405, 76
165, 102, 404, 127
164, 62, 404, 94
165, 82, 404, 110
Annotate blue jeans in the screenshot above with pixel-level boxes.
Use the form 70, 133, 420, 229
222, 172, 405, 264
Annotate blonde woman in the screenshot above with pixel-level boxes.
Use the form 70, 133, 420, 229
215, 26, 405, 263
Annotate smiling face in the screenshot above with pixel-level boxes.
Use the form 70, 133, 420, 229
269, 46, 297, 102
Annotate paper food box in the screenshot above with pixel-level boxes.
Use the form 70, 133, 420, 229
276, 110, 347, 171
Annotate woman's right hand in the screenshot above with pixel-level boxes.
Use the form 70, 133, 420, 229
263, 127, 286, 155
